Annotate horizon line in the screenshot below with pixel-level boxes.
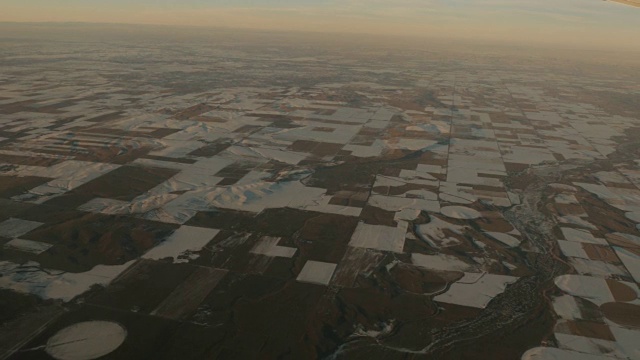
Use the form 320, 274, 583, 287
2, 20, 640, 55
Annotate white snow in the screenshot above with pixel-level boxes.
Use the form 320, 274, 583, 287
549, 183, 577, 192
561, 228, 607, 245
0, 218, 44, 238
625, 212, 640, 223
10, 161, 120, 204
367, 194, 440, 213
385, 138, 438, 151
243, 146, 307, 165
394, 208, 421, 221
610, 326, 640, 360
4, 238, 52, 254
438, 182, 477, 205
555, 194, 579, 204
0, 260, 134, 301
296, 260, 337, 285
553, 275, 614, 305
416, 216, 466, 248
140, 177, 329, 224
555, 332, 626, 358
569, 258, 629, 277
440, 206, 481, 220
78, 194, 180, 216
348, 221, 408, 253
557, 240, 588, 259
411, 253, 476, 272
558, 215, 597, 230
143, 226, 219, 263
502, 146, 556, 165
344, 140, 386, 158
45, 321, 127, 360
606, 233, 640, 248
575, 183, 640, 213
433, 272, 517, 308
613, 247, 640, 283
552, 295, 582, 320
250, 236, 297, 258
485, 232, 521, 247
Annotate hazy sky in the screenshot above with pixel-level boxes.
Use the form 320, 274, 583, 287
2, 0, 638, 50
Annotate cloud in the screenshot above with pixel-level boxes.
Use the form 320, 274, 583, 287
1, 0, 638, 51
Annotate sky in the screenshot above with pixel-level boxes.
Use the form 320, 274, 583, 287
1, 0, 639, 51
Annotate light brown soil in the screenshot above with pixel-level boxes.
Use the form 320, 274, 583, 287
584, 244, 620, 263
564, 320, 615, 341
600, 302, 640, 328
606, 279, 638, 302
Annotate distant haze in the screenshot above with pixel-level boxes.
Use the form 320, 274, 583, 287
1, 0, 639, 52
